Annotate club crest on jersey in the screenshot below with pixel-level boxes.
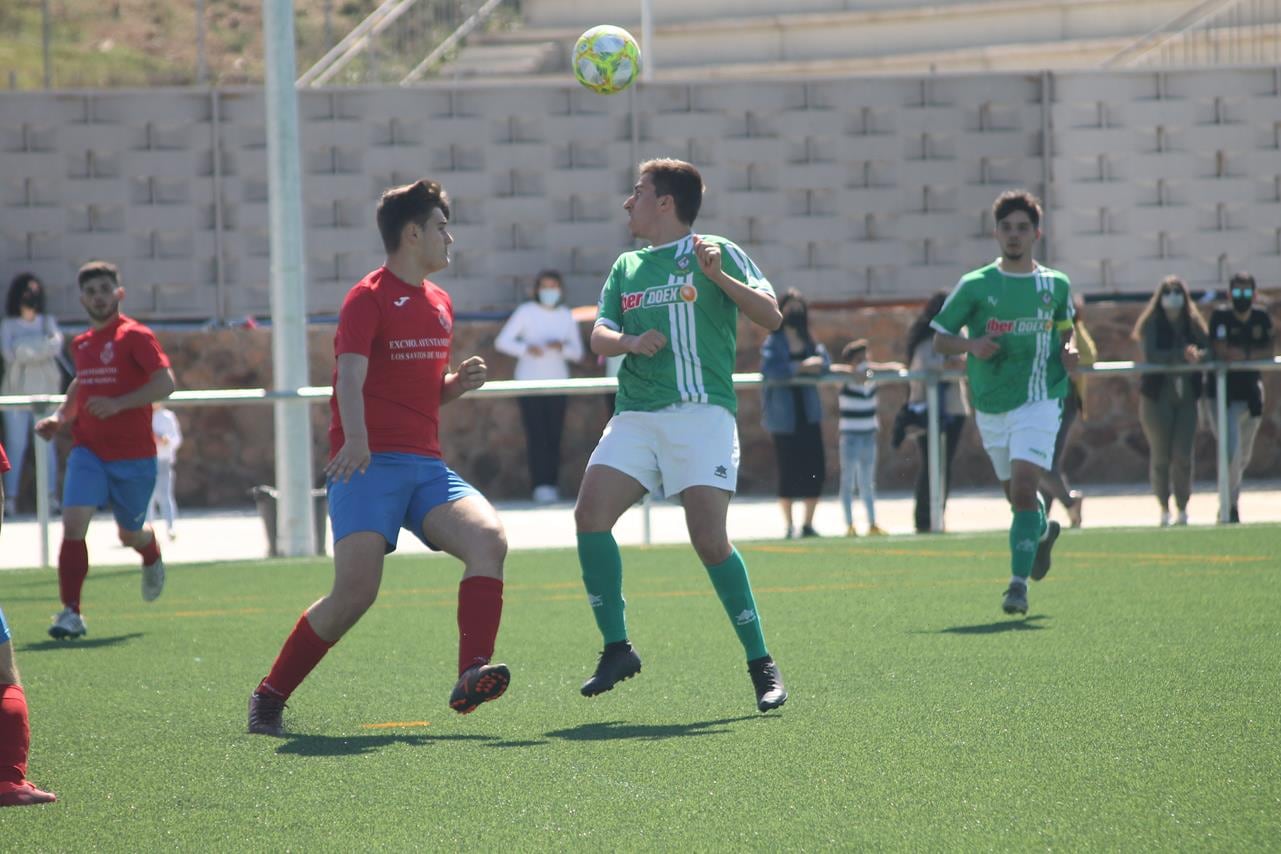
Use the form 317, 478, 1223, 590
620, 281, 698, 313
100, 342, 115, 364
986, 317, 1053, 336
677, 255, 690, 270
1041, 291, 1053, 305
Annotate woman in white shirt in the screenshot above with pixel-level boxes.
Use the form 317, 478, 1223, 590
1, 273, 64, 516
148, 403, 183, 538
494, 270, 584, 502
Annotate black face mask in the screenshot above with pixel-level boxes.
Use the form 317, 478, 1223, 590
1232, 296, 1252, 313
784, 312, 805, 330
19, 292, 39, 309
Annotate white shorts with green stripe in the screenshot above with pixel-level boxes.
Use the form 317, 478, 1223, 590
974, 398, 1063, 481
587, 402, 739, 500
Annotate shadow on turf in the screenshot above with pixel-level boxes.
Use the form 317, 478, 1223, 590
19, 632, 146, 652
544, 716, 761, 742
276, 733, 504, 757
928, 615, 1050, 635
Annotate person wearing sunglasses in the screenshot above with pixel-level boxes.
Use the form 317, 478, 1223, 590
1204, 272, 1274, 523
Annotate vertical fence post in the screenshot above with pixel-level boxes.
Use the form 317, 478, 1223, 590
926, 373, 943, 532
32, 404, 51, 569
1214, 362, 1231, 523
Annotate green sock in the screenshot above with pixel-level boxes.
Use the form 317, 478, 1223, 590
1010, 509, 1041, 580
705, 548, 769, 661
1036, 494, 1048, 538
577, 531, 628, 644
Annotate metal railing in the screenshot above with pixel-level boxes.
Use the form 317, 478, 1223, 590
1104, 0, 1281, 68
2, 357, 1278, 568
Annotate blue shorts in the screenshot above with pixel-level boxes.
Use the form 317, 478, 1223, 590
0, 607, 10, 645
327, 452, 479, 553
64, 446, 158, 532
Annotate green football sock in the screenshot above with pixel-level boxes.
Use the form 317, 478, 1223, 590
705, 548, 769, 662
1010, 509, 1041, 580
577, 531, 628, 645
1036, 493, 1048, 538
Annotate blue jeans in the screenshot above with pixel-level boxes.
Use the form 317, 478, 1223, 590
838, 430, 878, 528
2, 408, 58, 506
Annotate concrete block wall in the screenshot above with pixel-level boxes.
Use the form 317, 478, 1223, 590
2, 66, 1279, 322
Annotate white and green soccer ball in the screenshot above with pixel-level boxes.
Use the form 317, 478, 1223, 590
573, 25, 641, 95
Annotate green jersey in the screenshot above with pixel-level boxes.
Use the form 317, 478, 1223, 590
596, 233, 774, 415
931, 261, 1074, 414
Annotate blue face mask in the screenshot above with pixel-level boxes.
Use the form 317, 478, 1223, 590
538, 289, 561, 307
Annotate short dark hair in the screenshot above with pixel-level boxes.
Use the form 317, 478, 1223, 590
531, 269, 563, 302
841, 339, 869, 362
640, 158, 703, 225
1229, 271, 1256, 290
993, 190, 1043, 229
376, 179, 450, 253
77, 260, 120, 289
5, 272, 44, 317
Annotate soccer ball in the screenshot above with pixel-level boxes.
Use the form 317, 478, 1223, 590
573, 25, 641, 95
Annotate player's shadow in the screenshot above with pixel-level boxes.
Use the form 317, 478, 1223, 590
544, 716, 761, 742
19, 633, 146, 652
276, 732, 500, 757
932, 615, 1050, 635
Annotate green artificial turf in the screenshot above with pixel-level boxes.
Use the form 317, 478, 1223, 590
1, 525, 1278, 850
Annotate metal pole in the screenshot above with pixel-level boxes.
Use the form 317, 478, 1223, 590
196, 0, 209, 84
641, 0, 654, 83
210, 88, 227, 324
41, 0, 52, 89
1214, 363, 1231, 523
926, 375, 943, 532
1040, 70, 1053, 263
264, 0, 318, 557
33, 407, 51, 569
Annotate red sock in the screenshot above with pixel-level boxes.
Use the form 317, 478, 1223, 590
256, 614, 335, 700
133, 530, 161, 566
57, 540, 89, 612
457, 576, 504, 675
0, 684, 30, 785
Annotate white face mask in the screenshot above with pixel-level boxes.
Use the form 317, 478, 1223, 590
1160, 291, 1184, 311
538, 289, 561, 307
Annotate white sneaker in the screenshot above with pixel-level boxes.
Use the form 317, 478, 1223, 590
1160, 511, 1171, 527
48, 607, 87, 640
141, 558, 166, 602
532, 485, 559, 504
1175, 511, 1189, 526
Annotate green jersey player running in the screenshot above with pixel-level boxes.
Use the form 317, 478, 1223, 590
573, 158, 788, 712
931, 190, 1078, 615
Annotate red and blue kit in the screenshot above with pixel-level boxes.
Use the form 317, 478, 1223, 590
70, 314, 171, 461
329, 267, 454, 459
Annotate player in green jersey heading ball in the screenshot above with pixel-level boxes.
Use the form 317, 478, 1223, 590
931, 190, 1078, 615
573, 159, 789, 712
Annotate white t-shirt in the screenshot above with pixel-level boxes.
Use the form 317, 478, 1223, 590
152, 408, 183, 463
494, 302, 584, 381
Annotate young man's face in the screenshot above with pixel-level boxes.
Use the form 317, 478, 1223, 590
623, 172, 666, 241
994, 210, 1040, 262
408, 206, 452, 275
79, 275, 123, 322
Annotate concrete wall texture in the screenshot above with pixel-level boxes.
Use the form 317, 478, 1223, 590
3, 66, 1280, 322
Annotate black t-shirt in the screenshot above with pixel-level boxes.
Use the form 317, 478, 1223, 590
1207, 307, 1273, 403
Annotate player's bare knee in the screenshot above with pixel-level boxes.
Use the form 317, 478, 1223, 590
690, 532, 731, 566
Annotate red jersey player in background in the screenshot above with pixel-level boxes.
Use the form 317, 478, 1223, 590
36, 261, 175, 640
0, 440, 57, 805
248, 179, 510, 736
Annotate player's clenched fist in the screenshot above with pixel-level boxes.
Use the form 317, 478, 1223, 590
693, 235, 722, 280
625, 329, 666, 357
454, 355, 487, 391
967, 334, 1002, 360
34, 414, 62, 440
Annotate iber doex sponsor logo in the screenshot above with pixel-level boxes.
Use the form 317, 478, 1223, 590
985, 317, 1052, 336
621, 282, 697, 312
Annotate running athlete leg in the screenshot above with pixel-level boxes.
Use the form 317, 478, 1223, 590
0, 632, 57, 806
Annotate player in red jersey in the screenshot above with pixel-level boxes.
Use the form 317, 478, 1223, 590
35, 261, 175, 640
248, 180, 510, 735
0, 442, 58, 806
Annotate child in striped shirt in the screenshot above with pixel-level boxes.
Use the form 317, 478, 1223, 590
831, 340, 903, 537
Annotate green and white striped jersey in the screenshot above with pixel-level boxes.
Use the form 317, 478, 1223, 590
595, 233, 774, 415
930, 261, 1074, 414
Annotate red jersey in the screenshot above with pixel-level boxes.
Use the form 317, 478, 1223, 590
70, 314, 171, 461
329, 267, 454, 459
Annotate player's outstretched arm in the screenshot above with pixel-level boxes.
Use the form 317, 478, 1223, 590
442, 355, 486, 404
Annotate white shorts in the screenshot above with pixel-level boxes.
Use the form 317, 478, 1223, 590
974, 398, 1063, 481
587, 403, 739, 500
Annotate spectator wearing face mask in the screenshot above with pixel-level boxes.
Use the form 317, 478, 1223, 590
1203, 271, 1274, 523
495, 270, 584, 503
1132, 276, 1209, 527
1, 273, 64, 517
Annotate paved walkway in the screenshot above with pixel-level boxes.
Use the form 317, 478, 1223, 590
1, 481, 1277, 570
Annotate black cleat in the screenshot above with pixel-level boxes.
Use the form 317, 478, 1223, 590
248, 690, 286, 736
747, 655, 788, 712
449, 662, 510, 715
1031, 520, 1060, 581
1002, 581, 1029, 615
581, 641, 642, 697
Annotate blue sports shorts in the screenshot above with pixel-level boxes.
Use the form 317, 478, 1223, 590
327, 452, 479, 553
63, 446, 157, 532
